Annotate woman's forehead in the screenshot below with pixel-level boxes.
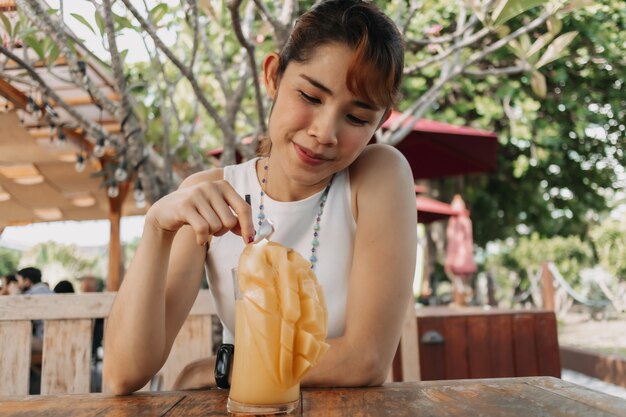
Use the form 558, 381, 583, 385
284, 43, 388, 108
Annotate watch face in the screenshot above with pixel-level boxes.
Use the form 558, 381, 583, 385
215, 344, 234, 388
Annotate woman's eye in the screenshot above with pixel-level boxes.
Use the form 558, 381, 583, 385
299, 91, 320, 104
347, 115, 368, 126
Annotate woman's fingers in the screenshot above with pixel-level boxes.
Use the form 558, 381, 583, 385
182, 205, 213, 245
148, 178, 254, 244
191, 181, 254, 243
216, 183, 255, 242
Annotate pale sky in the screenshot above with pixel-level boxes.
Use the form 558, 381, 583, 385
0, 2, 174, 250
0, 216, 145, 249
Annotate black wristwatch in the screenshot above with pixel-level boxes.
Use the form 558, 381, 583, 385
215, 343, 234, 389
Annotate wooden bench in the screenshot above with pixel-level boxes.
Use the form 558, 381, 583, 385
0, 290, 215, 396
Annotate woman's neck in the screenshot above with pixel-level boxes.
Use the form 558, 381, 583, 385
255, 157, 329, 202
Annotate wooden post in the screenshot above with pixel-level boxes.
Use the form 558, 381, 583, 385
540, 262, 555, 311
107, 182, 129, 291
400, 295, 420, 381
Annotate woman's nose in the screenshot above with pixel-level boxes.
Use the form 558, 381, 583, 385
307, 109, 338, 145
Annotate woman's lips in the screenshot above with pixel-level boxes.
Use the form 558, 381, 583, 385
293, 143, 329, 165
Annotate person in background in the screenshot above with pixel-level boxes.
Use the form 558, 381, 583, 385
17, 267, 51, 297
79, 275, 102, 293
0, 274, 20, 295
16, 267, 52, 394
53, 280, 75, 293
17, 267, 52, 342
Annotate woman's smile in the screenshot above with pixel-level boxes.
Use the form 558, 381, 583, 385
292, 142, 332, 165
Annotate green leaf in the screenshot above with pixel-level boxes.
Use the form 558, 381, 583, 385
47, 43, 61, 67
527, 32, 554, 61
1, 12, 12, 36
113, 13, 135, 31
547, 16, 562, 35
530, 71, 547, 98
23, 34, 45, 61
119, 49, 128, 63
95, 10, 105, 36
71, 13, 95, 35
492, 0, 548, 26
561, 0, 597, 12
18, 26, 37, 39
535, 31, 578, 69
12, 20, 21, 39
150, 4, 169, 25
463, 0, 487, 23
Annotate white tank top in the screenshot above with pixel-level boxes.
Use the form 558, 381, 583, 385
205, 158, 355, 343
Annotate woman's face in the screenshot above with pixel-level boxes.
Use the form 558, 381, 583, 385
263, 42, 389, 196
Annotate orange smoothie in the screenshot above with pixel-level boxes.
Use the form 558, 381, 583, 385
229, 301, 300, 405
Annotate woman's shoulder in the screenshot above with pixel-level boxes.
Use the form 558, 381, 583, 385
349, 144, 413, 188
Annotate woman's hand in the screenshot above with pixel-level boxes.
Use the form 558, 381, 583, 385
146, 175, 256, 246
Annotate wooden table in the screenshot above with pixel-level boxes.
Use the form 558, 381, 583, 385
1, 377, 624, 417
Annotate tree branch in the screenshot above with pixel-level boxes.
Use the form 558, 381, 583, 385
0, 43, 106, 141
464, 64, 530, 76
404, 26, 491, 75
120, 0, 236, 143
17, 0, 120, 119
252, 0, 290, 48
228, 0, 266, 133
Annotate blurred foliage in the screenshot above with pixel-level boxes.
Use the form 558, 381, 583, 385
19, 242, 102, 288
486, 216, 624, 304
487, 233, 594, 290
589, 219, 626, 280
0, 247, 20, 276
408, 0, 625, 246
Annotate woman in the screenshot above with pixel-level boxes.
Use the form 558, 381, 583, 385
104, 0, 417, 394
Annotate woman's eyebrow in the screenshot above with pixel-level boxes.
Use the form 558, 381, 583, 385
299, 74, 377, 110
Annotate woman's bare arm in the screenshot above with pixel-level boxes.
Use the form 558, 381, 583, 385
302, 144, 417, 386
103, 169, 254, 394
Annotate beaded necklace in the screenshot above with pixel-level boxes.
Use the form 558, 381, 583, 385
257, 157, 334, 270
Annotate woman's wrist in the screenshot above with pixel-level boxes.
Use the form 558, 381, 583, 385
143, 212, 177, 243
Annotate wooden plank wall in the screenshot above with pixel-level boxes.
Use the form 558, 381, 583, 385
417, 309, 560, 380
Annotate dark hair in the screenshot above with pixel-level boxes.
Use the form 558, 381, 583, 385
4, 274, 17, 284
18, 267, 42, 284
258, 0, 404, 156
54, 280, 75, 293
277, 0, 404, 108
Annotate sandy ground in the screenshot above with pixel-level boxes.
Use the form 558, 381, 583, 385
557, 311, 626, 399
558, 312, 626, 356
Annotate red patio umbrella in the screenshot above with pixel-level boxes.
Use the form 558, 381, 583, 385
444, 194, 477, 305
382, 111, 498, 179
416, 195, 461, 224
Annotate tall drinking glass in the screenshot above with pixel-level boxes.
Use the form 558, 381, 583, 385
227, 268, 300, 415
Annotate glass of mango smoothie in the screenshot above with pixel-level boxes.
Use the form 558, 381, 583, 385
227, 241, 329, 415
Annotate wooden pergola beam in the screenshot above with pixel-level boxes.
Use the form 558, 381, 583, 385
0, 77, 28, 108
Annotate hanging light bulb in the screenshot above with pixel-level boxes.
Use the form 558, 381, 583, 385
107, 182, 120, 198
26, 96, 36, 113
44, 102, 58, 119
32, 105, 43, 120
93, 136, 106, 158
57, 127, 67, 147
134, 178, 146, 208
135, 194, 146, 209
77, 60, 88, 84
114, 160, 128, 182
75, 153, 85, 172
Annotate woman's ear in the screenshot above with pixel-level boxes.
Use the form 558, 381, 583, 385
263, 52, 281, 99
